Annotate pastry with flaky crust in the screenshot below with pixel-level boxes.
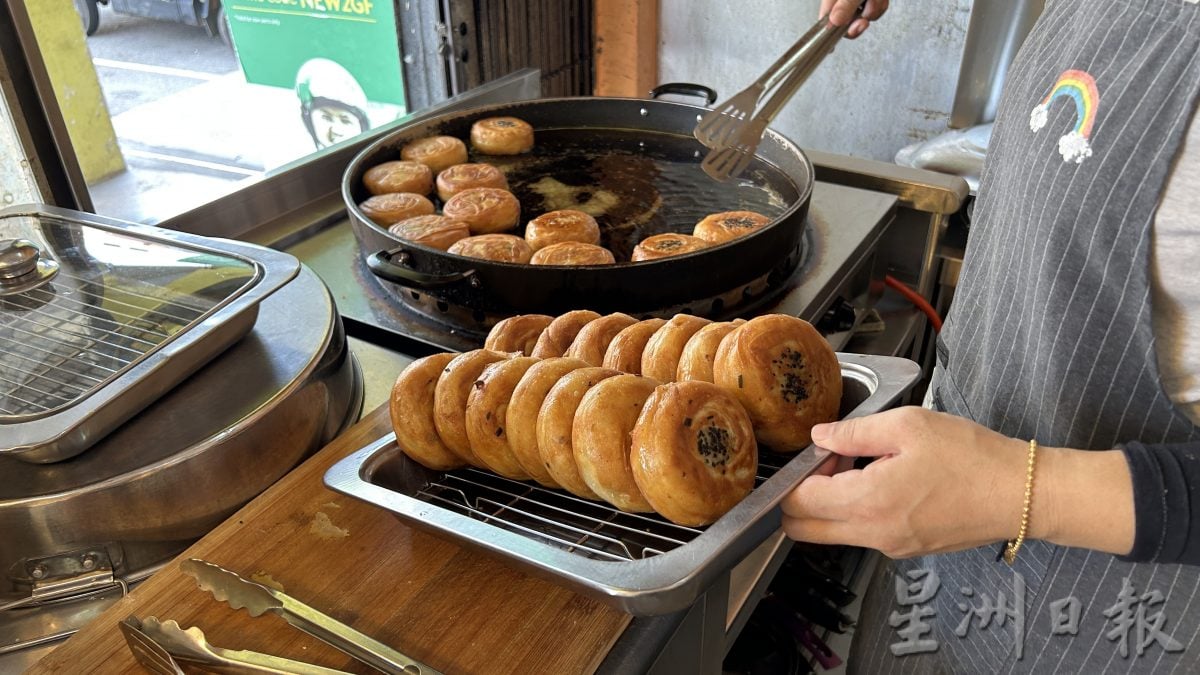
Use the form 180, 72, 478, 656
436, 163, 509, 202
524, 209, 601, 251
536, 367, 622, 498
442, 187, 522, 234
602, 318, 667, 374
693, 211, 771, 244
506, 357, 590, 487
400, 135, 469, 174
433, 349, 512, 466
713, 314, 842, 452
358, 192, 435, 226
485, 314, 554, 356
447, 234, 533, 263
388, 215, 470, 251
530, 310, 601, 358
564, 313, 638, 366
465, 357, 540, 479
363, 160, 433, 196
470, 116, 535, 155
641, 314, 712, 383
390, 353, 465, 471
630, 380, 758, 526
530, 242, 615, 266
631, 233, 709, 262
573, 374, 659, 512
676, 320, 746, 383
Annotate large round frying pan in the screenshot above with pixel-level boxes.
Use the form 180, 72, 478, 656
343, 86, 814, 318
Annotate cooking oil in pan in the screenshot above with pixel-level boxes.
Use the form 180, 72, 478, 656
472, 128, 797, 261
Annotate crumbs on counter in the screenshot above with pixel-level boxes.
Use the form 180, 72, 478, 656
310, 511, 349, 540
250, 571, 285, 591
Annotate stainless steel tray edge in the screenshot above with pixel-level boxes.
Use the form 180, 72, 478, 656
1, 204, 303, 463
324, 353, 920, 615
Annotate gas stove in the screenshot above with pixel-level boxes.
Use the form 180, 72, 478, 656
288, 179, 899, 358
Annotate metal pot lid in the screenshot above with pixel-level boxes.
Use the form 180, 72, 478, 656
0, 206, 301, 463
0, 266, 351, 502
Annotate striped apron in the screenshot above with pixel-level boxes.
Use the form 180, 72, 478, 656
849, 1, 1200, 672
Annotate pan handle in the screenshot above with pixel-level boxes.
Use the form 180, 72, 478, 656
648, 83, 718, 106
367, 248, 478, 290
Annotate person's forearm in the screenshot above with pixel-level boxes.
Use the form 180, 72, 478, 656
1028, 446, 1135, 556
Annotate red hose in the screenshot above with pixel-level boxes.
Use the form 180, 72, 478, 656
884, 274, 942, 333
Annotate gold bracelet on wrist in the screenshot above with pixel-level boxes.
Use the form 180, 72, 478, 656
1001, 439, 1038, 565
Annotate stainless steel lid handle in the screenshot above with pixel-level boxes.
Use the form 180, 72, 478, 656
0, 238, 58, 293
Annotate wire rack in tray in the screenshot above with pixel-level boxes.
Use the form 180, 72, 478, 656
417, 452, 791, 562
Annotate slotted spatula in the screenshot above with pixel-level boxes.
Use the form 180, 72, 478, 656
693, 16, 831, 152
696, 8, 858, 181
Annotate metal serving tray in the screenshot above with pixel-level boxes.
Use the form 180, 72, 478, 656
0, 205, 300, 463
324, 353, 919, 615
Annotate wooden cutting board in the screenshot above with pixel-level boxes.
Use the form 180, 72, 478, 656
29, 404, 631, 674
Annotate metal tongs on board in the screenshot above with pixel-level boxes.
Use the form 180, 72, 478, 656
695, 6, 861, 181
119, 558, 439, 674
120, 614, 352, 674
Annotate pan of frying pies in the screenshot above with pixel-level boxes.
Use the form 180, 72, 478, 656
343, 89, 814, 318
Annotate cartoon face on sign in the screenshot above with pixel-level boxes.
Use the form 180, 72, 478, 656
1029, 69, 1099, 164
295, 58, 370, 150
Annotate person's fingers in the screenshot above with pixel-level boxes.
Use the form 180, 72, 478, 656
826, 0, 860, 26
829, 0, 888, 38
781, 515, 863, 547
780, 469, 870, 520
812, 450, 839, 477
811, 450, 857, 477
862, 0, 889, 21
811, 408, 914, 457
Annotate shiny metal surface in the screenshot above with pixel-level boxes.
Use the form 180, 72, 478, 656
0, 238, 40, 278
184, 558, 440, 675
951, 0, 1045, 128
119, 617, 186, 675
0, 266, 363, 664
325, 354, 919, 616
0, 205, 302, 463
0, 238, 58, 295
135, 616, 353, 675
807, 150, 968, 216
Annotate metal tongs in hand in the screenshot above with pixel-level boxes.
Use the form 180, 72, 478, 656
695, 6, 861, 181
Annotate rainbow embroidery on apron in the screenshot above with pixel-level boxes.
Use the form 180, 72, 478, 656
1029, 69, 1099, 163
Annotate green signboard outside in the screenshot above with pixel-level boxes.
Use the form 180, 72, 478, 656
226, 0, 406, 148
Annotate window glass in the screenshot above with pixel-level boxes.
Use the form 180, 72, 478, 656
55, 0, 408, 223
